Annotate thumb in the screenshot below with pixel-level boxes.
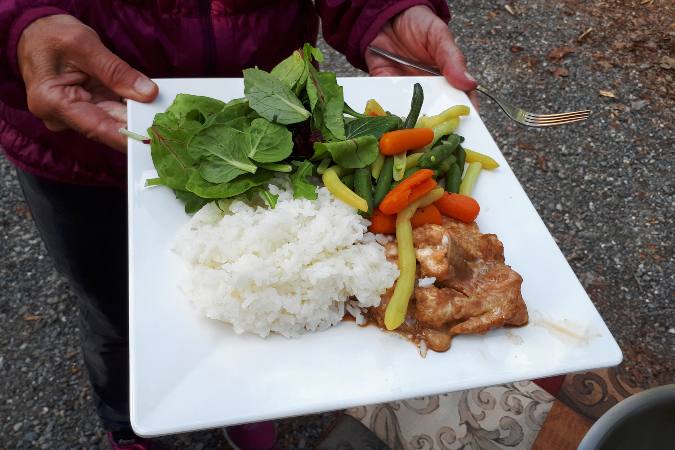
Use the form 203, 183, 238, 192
430, 24, 477, 92
76, 38, 158, 102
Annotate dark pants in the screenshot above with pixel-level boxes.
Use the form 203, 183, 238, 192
17, 169, 130, 432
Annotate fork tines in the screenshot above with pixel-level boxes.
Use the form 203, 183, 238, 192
523, 110, 591, 127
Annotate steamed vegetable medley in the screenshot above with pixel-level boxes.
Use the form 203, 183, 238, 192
144, 43, 501, 332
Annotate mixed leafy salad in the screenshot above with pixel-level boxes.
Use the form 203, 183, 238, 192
145, 43, 405, 213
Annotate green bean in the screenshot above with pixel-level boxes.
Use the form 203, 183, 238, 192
384, 187, 445, 330
373, 156, 394, 206
403, 83, 424, 129
445, 163, 462, 193
456, 145, 466, 173
419, 135, 461, 169
354, 168, 374, 216
403, 166, 420, 179
434, 155, 457, 178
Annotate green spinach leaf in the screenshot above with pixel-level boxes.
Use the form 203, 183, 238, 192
243, 68, 310, 125
205, 98, 256, 129
306, 67, 345, 141
188, 125, 257, 184
165, 94, 226, 122
303, 43, 324, 63
246, 118, 293, 163
147, 119, 201, 191
175, 190, 209, 214
290, 160, 317, 200
271, 50, 307, 93
185, 170, 275, 199
344, 115, 402, 139
312, 136, 379, 169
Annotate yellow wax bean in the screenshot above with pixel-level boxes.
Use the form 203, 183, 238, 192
459, 162, 482, 196
405, 152, 423, 169
371, 153, 385, 179
464, 148, 499, 170
322, 167, 368, 212
416, 105, 470, 128
384, 187, 444, 330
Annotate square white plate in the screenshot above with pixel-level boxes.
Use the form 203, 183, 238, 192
128, 77, 621, 436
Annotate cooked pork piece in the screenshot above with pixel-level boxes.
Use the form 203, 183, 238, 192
414, 262, 528, 334
368, 217, 528, 352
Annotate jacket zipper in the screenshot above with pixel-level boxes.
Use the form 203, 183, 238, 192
198, 1, 217, 74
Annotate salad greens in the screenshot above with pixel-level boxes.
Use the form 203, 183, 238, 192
146, 43, 409, 213
312, 136, 379, 169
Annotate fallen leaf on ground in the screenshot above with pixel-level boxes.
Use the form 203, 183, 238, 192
510, 45, 524, 53
599, 90, 617, 98
548, 46, 575, 61
23, 314, 41, 321
660, 56, 675, 70
550, 67, 570, 77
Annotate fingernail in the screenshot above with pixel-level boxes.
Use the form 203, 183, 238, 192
134, 77, 155, 96
464, 71, 476, 83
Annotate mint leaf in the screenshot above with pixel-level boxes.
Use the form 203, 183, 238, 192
243, 68, 310, 125
290, 160, 317, 200
312, 136, 379, 169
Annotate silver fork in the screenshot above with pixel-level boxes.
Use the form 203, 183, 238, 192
368, 46, 590, 127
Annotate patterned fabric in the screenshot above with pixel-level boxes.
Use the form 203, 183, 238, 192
346, 381, 555, 450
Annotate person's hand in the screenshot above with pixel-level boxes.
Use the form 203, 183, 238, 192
18, 14, 158, 152
366, 6, 478, 108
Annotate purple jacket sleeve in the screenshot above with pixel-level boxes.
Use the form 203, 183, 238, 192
316, 0, 451, 72
0, 2, 82, 79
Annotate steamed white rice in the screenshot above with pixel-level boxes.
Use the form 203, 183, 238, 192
173, 185, 399, 337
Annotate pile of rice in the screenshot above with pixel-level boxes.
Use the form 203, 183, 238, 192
173, 185, 399, 337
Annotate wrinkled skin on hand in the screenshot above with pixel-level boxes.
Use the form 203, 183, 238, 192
18, 14, 158, 152
366, 5, 479, 109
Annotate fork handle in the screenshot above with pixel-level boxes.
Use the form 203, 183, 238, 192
368, 46, 491, 96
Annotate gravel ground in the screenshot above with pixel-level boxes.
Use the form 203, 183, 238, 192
1, 1, 672, 448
